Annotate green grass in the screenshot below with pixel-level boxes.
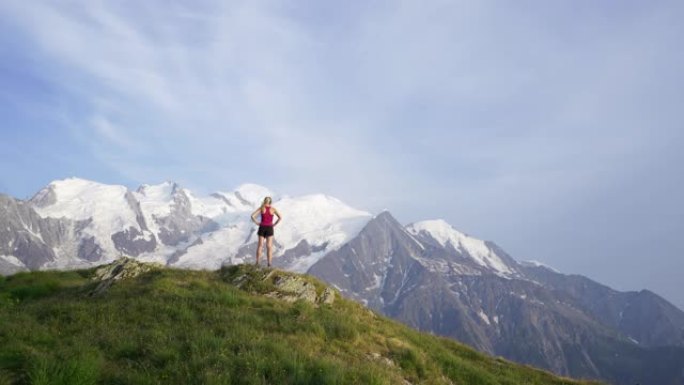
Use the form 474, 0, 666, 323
0, 264, 604, 385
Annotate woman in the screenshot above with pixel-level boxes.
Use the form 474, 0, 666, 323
250, 196, 282, 267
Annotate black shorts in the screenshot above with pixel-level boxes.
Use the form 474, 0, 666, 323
257, 225, 274, 238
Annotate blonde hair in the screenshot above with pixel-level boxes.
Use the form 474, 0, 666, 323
260, 196, 272, 211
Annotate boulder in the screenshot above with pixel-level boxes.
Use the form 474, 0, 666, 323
269, 275, 318, 303
223, 264, 338, 306
89, 257, 162, 296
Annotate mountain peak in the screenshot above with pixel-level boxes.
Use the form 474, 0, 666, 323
232, 183, 274, 206
373, 209, 397, 221
136, 181, 181, 199
52, 176, 100, 185
406, 219, 518, 277
30, 178, 130, 212
406, 219, 463, 245
35, 177, 114, 196
364, 210, 408, 233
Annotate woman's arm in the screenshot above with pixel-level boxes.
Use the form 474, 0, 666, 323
251, 208, 261, 225
272, 207, 282, 226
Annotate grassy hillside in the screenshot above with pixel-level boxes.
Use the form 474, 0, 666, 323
0, 261, 604, 385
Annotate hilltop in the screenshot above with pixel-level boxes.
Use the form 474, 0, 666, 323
0, 259, 602, 385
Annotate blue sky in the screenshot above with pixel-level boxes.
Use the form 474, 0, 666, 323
1, 1, 683, 309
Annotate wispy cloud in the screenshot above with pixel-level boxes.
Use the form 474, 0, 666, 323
4, 0, 679, 199
2, 1, 397, 196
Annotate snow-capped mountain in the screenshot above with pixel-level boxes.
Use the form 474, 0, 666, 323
2, 178, 684, 385
406, 219, 521, 277
0, 178, 527, 279
1, 178, 371, 273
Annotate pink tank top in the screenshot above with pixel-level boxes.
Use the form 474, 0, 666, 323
260, 206, 274, 226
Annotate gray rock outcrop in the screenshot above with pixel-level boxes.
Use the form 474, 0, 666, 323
224, 264, 336, 306
0, 194, 74, 270
89, 257, 162, 296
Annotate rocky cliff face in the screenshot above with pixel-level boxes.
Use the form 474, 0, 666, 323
309, 211, 425, 311
150, 185, 219, 247
0, 194, 75, 270
521, 264, 684, 348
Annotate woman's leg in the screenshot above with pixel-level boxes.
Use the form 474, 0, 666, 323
267, 236, 273, 267
256, 236, 264, 265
